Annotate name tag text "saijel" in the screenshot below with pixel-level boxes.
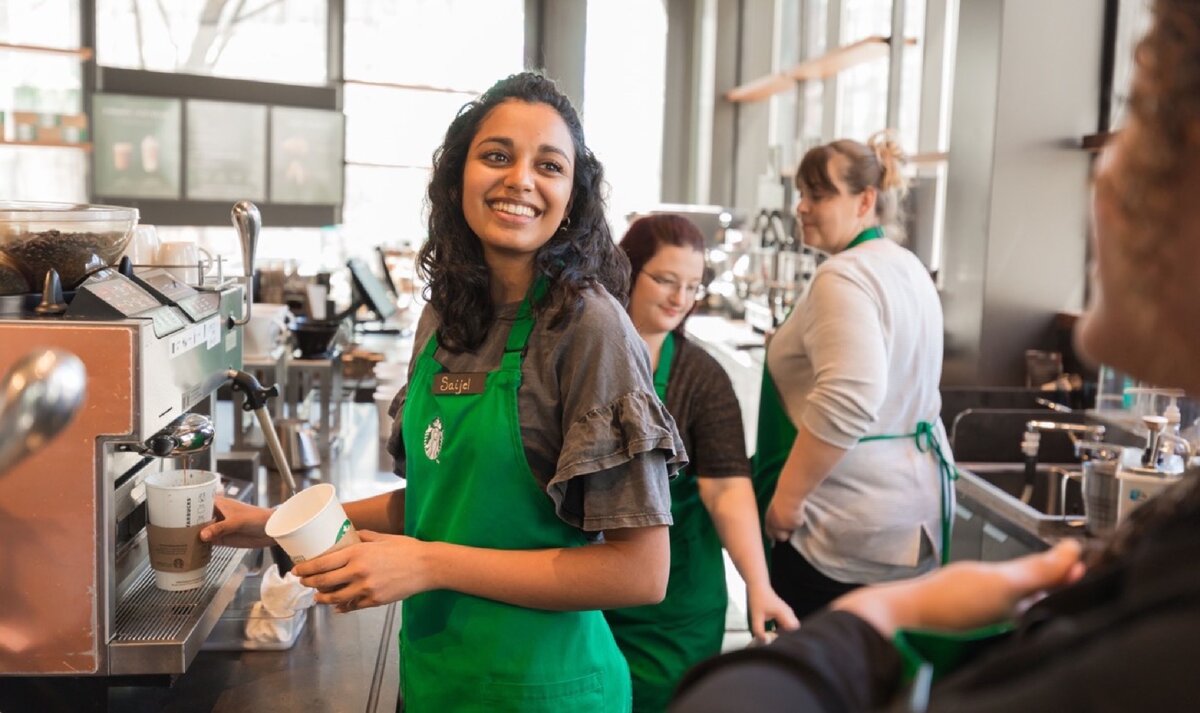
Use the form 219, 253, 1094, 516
432, 373, 487, 395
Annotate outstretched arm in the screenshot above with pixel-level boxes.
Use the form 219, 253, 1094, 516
294, 523, 670, 612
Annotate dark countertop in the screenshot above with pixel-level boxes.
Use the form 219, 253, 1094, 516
108, 601, 401, 713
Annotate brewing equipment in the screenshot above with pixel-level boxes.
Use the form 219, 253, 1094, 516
0, 201, 261, 678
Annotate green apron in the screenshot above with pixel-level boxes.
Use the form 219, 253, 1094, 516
749, 226, 957, 566
400, 278, 632, 712
604, 332, 727, 713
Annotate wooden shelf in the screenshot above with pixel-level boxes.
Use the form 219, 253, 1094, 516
724, 74, 797, 103
726, 36, 916, 103
1081, 132, 1115, 152
344, 78, 477, 95
0, 140, 92, 151
908, 151, 949, 165
0, 42, 93, 61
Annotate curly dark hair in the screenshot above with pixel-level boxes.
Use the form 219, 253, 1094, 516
418, 72, 629, 353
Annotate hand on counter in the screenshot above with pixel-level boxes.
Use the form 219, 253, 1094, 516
831, 538, 1087, 638
293, 530, 435, 612
200, 496, 274, 549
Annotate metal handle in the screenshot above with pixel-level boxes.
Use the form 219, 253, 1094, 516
226, 369, 296, 497
230, 200, 261, 328
1061, 471, 1083, 518
0, 349, 86, 475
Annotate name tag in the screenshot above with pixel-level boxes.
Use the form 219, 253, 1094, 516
432, 372, 486, 395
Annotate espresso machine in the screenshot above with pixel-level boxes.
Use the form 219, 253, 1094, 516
0, 201, 263, 679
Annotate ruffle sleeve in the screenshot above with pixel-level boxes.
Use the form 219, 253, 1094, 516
553, 389, 688, 486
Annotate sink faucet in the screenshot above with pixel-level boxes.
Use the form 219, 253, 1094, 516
1023, 420, 1106, 453
1020, 421, 1106, 502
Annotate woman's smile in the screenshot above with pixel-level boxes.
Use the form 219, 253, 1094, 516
461, 100, 575, 261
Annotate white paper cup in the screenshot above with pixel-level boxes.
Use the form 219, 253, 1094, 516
144, 469, 220, 591
265, 484, 360, 563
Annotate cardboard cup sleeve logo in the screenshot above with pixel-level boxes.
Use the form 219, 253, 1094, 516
147, 522, 213, 572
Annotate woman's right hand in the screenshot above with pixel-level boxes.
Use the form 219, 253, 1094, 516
199, 496, 274, 549
832, 539, 1086, 637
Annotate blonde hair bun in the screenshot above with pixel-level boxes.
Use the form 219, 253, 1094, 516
867, 130, 909, 194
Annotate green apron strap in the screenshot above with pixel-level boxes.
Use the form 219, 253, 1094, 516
421, 274, 545, 365
652, 332, 675, 402
500, 274, 547, 370
860, 421, 959, 565
844, 225, 885, 250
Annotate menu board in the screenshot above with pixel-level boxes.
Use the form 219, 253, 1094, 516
270, 106, 344, 205
186, 100, 268, 201
93, 94, 183, 199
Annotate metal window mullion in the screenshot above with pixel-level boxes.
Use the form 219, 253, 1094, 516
918, 0, 955, 153
692, 0, 718, 204
822, 0, 842, 138
885, 0, 906, 130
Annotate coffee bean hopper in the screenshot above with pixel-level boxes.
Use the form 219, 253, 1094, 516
0, 200, 274, 686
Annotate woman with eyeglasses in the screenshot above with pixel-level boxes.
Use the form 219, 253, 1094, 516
606, 215, 798, 713
755, 131, 956, 620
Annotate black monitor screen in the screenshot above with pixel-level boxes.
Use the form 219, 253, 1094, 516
347, 257, 398, 321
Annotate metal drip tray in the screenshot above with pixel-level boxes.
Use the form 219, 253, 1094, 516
110, 546, 252, 675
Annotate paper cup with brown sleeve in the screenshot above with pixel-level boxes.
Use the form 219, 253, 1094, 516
144, 469, 220, 591
265, 483, 361, 563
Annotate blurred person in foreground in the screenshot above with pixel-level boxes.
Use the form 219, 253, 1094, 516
672, 0, 1200, 709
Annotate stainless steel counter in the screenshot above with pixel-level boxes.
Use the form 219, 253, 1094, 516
955, 465, 1089, 545
107, 600, 401, 712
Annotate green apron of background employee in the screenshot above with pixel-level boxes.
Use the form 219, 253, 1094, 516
605, 332, 727, 713
400, 279, 632, 713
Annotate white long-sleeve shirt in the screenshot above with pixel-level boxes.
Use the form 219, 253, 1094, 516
767, 237, 952, 583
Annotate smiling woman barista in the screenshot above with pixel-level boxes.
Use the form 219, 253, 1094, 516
605, 216, 798, 713
754, 131, 956, 620
202, 73, 685, 712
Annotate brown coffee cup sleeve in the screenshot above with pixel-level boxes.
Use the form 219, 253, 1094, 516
147, 522, 213, 572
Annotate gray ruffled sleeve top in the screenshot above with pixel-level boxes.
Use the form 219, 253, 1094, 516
387, 283, 685, 532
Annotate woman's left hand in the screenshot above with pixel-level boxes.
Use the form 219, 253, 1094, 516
765, 499, 799, 542
293, 530, 436, 612
747, 584, 800, 642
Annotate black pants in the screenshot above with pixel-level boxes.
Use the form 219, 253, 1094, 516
770, 542, 862, 620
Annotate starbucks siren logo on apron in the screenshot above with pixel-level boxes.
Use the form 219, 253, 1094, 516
424, 417, 444, 461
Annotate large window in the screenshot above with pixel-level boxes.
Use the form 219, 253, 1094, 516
96, 0, 328, 85
340, 0, 525, 258
583, 0, 668, 238
0, 1, 87, 202
834, 0, 891, 141
344, 0, 525, 91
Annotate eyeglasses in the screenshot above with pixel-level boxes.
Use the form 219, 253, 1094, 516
643, 271, 705, 299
